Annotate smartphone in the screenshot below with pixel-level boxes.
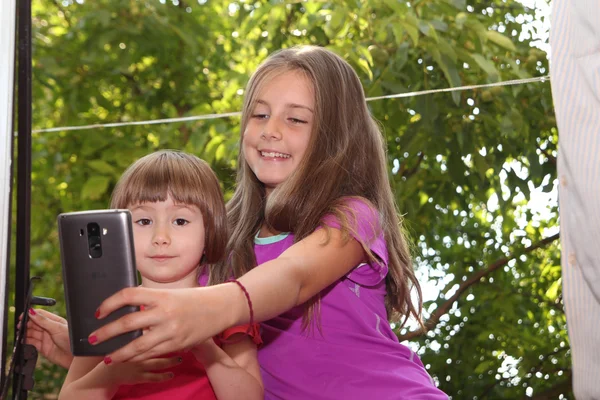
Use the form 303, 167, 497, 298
58, 209, 142, 356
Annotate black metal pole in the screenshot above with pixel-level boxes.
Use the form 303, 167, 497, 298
1, 5, 19, 392
13, 0, 32, 398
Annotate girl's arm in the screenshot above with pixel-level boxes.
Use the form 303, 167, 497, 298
235, 227, 365, 322
91, 226, 365, 363
59, 355, 180, 400
58, 356, 118, 400
193, 335, 263, 400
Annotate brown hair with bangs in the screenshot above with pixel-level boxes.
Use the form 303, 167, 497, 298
211, 46, 423, 330
110, 150, 227, 264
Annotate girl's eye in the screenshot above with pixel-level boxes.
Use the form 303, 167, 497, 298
174, 218, 189, 226
252, 113, 269, 120
135, 218, 152, 226
289, 117, 307, 124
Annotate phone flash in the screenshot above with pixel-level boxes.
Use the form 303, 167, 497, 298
103, 228, 108, 236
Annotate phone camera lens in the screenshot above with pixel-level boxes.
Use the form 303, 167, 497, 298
87, 223, 102, 258
87, 222, 100, 235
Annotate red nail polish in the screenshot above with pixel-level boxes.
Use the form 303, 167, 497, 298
104, 356, 112, 365
28, 308, 36, 316
88, 335, 98, 344
95, 309, 100, 319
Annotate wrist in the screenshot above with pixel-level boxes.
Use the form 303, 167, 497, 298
59, 355, 74, 370
85, 362, 120, 395
99, 363, 121, 387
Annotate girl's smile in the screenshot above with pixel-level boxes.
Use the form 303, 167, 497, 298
258, 149, 291, 160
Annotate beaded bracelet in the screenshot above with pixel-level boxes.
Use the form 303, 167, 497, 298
227, 278, 255, 336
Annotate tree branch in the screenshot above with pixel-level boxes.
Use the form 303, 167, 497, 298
537, 145, 557, 166
398, 232, 560, 341
527, 370, 572, 400
53, 0, 72, 28
120, 73, 142, 96
520, 347, 570, 387
399, 151, 424, 179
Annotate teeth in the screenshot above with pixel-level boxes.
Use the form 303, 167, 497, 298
261, 151, 290, 158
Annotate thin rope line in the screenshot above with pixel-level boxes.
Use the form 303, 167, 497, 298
30, 111, 242, 134
29, 75, 550, 134
365, 76, 549, 101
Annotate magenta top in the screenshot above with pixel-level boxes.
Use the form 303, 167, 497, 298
201, 199, 447, 399
254, 200, 447, 399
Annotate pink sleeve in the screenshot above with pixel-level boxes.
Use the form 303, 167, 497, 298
321, 198, 389, 286
215, 324, 262, 347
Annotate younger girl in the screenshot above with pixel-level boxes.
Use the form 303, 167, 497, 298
58, 150, 263, 400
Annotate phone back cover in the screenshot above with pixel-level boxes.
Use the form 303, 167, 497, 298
58, 210, 142, 356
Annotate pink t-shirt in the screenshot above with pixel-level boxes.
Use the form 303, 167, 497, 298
254, 199, 447, 399
113, 314, 261, 399
112, 350, 216, 400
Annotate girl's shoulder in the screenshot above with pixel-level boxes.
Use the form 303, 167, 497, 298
322, 197, 389, 279
322, 196, 382, 239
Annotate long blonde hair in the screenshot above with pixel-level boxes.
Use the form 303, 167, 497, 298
212, 46, 422, 328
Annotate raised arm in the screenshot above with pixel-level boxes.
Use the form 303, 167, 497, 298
234, 227, 365, 322
90, 225, 366, 364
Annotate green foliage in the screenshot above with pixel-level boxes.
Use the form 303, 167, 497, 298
10, 0, 566, 398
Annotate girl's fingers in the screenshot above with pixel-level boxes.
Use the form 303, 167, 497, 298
26, 321, 45, 334
100, 324, 171, 364
28, 310, 67, 336
25, 328, 44, 342
21, 314, 40, 330
95, 287, 157, 320
34, 309, 67, 324
90, 307, 161, 348
27, 309, 49, 326
125, 340, 186, 364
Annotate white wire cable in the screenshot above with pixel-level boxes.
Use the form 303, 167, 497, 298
31, 111, 242, 134
365, 75, 549, 101
29, 75, 550, 134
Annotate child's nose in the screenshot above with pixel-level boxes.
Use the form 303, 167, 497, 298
152, 226, 171, 245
